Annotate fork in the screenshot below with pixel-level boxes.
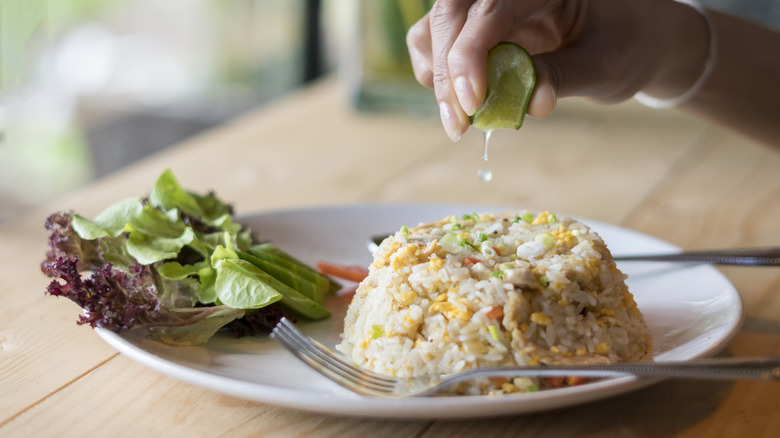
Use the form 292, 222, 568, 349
270, 318, 780, 398
611, 247, 780, 266
368, 237, 780, 266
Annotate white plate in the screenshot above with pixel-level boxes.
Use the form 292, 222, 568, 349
96, 203, 743, 419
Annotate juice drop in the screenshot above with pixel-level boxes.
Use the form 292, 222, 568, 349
482, 130, 492, 161
478, 130, 493, 182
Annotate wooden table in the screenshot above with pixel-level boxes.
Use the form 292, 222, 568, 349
2, 78, 778, 437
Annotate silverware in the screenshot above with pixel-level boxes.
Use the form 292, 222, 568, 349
368, 235, 780, 266
270, 318, 779, 398
610, 247, 780, 266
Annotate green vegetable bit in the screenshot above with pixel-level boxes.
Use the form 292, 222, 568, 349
371, 324, 386, 339
458, 238, 480, 251
439, 232, 459, 246
535, 233, 555, 249
488, 325, 500, 341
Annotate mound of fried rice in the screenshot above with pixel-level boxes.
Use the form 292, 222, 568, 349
336, 211, 651, 395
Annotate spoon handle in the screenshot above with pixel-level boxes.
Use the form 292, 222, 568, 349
613, 247, 780, 266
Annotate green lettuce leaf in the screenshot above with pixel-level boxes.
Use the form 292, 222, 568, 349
239, 249, 328, 304
215, 259, 283, 309
251, 243, 341, 293
126, 225, 195, 265
149, 168, 205, 218
71, 197, 143, 239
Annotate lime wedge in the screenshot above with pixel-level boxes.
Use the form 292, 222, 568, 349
470, 42, 537, 131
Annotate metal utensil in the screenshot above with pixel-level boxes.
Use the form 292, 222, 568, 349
270, 318, 779, 398
368, 235, 780, 266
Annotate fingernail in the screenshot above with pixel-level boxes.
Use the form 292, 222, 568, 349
527, 83, 557, 119
454, 76, 478, 115
439, 101, 462, 142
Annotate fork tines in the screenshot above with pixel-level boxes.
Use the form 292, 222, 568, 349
270, 318, 397, 394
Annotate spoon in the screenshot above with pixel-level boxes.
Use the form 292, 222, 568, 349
368, 235, 780, 266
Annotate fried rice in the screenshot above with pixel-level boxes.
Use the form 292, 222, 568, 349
336, 211, 651, 395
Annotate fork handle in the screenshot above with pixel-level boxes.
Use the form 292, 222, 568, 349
614, 247, 780, 266
614, 254, 780, 265
452, 357, 780, 381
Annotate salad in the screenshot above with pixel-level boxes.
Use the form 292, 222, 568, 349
41, 169, 337, 346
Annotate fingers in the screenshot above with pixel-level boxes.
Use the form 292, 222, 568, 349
428, 0, 474, 141
407, 15, 434, 89
408, 3, 472, 141
409, 10, 469, 142
410, 0, 552, 141
447, 0, 545, 115
527, 81, 557, 119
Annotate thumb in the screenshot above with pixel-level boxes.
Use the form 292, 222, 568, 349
529, 38, 648, 118
526, 50, 589, 119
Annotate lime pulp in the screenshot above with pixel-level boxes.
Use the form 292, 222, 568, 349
470, 42, 537, 131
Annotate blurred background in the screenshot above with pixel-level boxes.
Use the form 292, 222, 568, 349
0, 0, 777, 224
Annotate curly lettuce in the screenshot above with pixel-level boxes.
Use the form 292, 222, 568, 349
42, 169, 334, 345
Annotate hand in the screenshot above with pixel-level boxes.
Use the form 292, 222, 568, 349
406, 0, 691, 141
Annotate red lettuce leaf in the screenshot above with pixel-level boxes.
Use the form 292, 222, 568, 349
44, 257, 244, 345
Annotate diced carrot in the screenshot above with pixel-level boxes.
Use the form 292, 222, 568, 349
488, 376, 509, 386
565, 376, 589, 386
316, 261, 369, 283
485, 305, 504, 319
462, 257, 481, 268
544, 376, 565, 388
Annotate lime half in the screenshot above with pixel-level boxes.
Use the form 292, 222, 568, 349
470, 42, 537, 131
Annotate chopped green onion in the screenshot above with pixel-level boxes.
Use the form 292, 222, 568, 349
547, 213, 557, 223
491, 270, 504, 278
512, 216, 521, 223
458, 238, 480, 250
477, 232, 488, 242
400, 225, 410, 238
371, 324, 385, 339
480, 241, 497, 257
462, 212, 480, 223
522, 212, 534, 223
439, 232, 458, 246
539, 275, 549, 287
499, 262, 515, 270
488, 325, 500, 340
571, 229, 581, 237
452, 223, 462, 230
526, 384, 540, 392
535, 233, 555, 249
